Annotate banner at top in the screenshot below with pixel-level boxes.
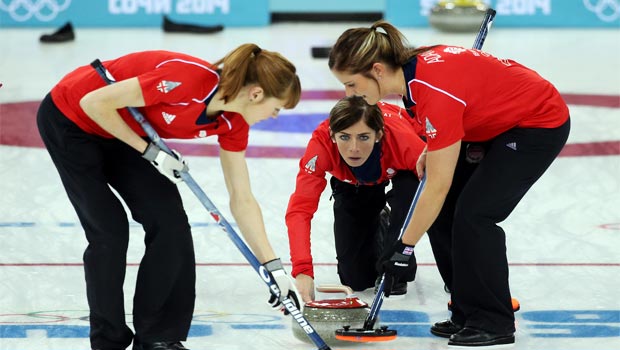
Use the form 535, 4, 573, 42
0, 0, 269, 27
386, 0, 620, 28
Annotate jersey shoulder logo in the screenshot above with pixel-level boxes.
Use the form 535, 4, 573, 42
383, 111, 394, 119
157, 80, 182, 93
425, 117, 437, 139
304, 155, 318, 174
162, 112, 176, 124
444, 46, 467, 55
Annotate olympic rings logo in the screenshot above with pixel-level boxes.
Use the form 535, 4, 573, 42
583, 0, 620, 22
0, 0, 71, 22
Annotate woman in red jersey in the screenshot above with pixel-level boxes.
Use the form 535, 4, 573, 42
36, 44, 300, 350
328, 21, 570, 347
286, 95, 425, 302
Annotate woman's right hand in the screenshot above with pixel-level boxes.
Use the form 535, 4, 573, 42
295, 274, 315, 303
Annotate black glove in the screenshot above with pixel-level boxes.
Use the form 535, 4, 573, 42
379, 240, 417, 297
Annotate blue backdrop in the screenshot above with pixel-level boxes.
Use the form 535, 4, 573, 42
0, 0, 269, 27
386, 0, 620, 28
0, 0, 618, 27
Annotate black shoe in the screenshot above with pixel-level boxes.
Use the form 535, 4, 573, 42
431, 319, 463, 338
40, 22, 75, 43
448, 327, 515, 347
163, 15, 223, 34
166, 343, 188, 350
134, 342, 189, 350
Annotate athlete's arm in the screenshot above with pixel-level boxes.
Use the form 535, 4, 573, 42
219, 148, 277, 264
79, 77, 149, 153
295, 274, 315, 302
401, 140, 460, 246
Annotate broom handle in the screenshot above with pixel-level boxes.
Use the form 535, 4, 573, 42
473, 8, 496, 51
364, 175, 426, 330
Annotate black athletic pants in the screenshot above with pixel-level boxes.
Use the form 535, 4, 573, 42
330, 171, 419, 291
427, 119, 570, 334
37, 94, 196, 349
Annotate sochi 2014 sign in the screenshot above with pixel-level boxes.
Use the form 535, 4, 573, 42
0, 0, 269, 27
386, 0, 620, 27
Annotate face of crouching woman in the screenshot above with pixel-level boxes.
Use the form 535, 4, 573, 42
329, 95, 384, 167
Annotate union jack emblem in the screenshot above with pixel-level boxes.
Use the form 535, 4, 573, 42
156, 80, 181, 93
425, 118, 437, 139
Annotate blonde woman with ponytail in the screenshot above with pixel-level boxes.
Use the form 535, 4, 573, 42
329, 21, 569, 347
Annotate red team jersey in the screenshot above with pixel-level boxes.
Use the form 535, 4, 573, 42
285, 102, 426, 278
51, 50, 249, 152
403, 45, 569, 151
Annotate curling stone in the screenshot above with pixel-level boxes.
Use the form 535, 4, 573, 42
429, 0, 489, 32
291, 284, 371, 345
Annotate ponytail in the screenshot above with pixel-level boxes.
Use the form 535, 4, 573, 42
214, 43, 301, 108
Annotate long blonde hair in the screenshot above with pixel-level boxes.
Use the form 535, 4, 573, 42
328, 20, 436, 76
214, 43, 301, 108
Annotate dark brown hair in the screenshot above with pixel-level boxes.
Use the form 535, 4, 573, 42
328, 20, 436, 76
329, 95, 384, 135
214, 43, 301, 108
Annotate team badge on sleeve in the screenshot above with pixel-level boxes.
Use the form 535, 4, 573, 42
157, 80, 182, 93
304, 155, 318, 174
425, 118, 437, 139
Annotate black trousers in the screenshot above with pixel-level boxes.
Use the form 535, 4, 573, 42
330, 171, 420, 291
37, 94, 195, 349
427, 119, 571, 334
